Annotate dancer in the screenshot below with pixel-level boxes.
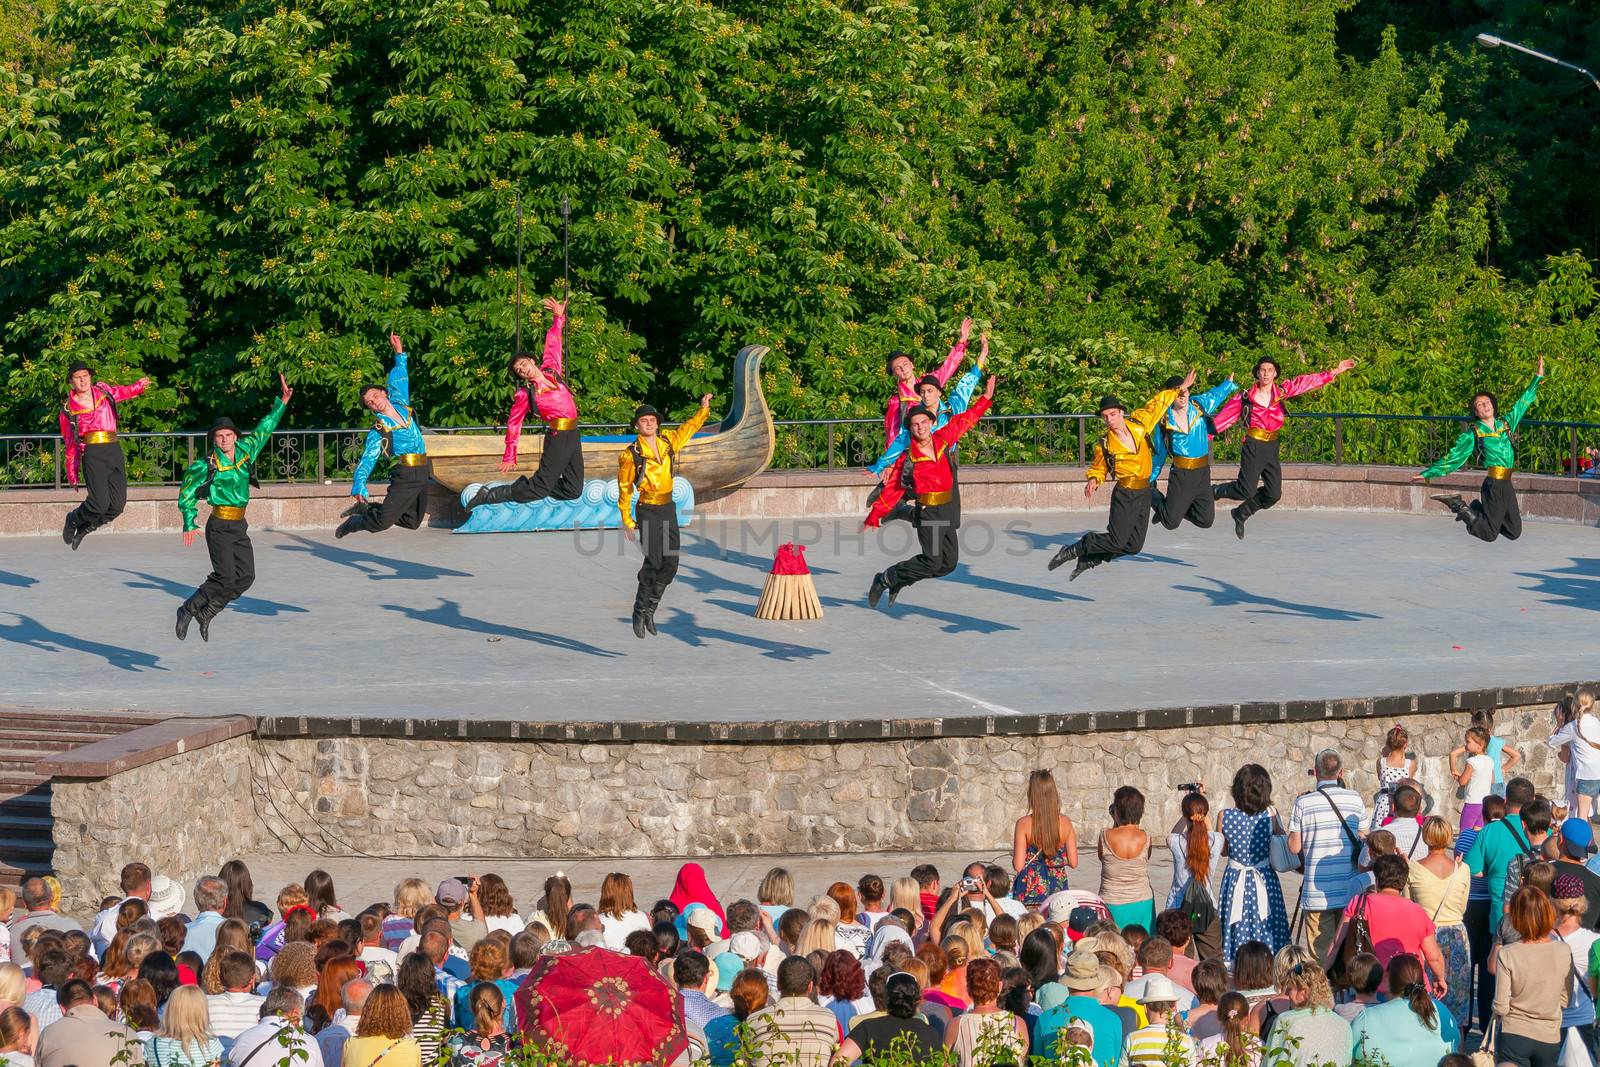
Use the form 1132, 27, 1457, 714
57, 362, 150, 550
1211, 356, 1357, 538
1148, 372, 1237, 530
868, 332, 988, 481
467, 298, 583, 509
1414, 358, 1545, 542
337, 333, 431, 538
879, 318, 974, 450
864, 376, 997, 608
1047, 371, 1193, 581
175, 375, 292, 641
618, 394, 713, 639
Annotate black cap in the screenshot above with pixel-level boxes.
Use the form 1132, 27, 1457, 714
631, 404, 660, 429
884, 350, 912, 375
902, 405, 937, 431
915, 374, 943, 394
67, 361, 92, 378
209, 417, 239, 439
1253, 357, 1281, 376
1163, 375, 1185, 390
1096, 394, 1126, 414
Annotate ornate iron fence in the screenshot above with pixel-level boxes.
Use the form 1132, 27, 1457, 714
4, 413, 1598, 488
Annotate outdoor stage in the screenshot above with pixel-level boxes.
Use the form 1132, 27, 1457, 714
0, 508, 1594, 724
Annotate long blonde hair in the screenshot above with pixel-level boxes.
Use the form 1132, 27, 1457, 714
795, 918, 837, 956
758, 868, 794, 909
0, 964, 24, 1009
1027, 769, 1062, 854
392, 878, 432, 919
888, 878, 920, 915
157, 985, 215, 1055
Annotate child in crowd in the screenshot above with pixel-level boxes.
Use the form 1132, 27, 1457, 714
1372, 725, 1415, 824
1471, 708, 1521, 798
1449, 726, 1495, 830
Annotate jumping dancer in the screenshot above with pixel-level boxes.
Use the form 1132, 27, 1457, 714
57, 362, 150, 550
337, 333, 431, 538
1415, 358, 1545, 542
1211, 356, 1357, 538
175, 375, 291, 641
467, 298, 583, 509
880, 318, 973, 450
1047, 371, 1193, 581
868, 332, 988, 481
618, 394, 713, 639
865, 377, 997, 608
1148, 373, 1237, 530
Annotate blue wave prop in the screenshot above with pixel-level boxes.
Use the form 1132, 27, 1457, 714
454, 477, 695, 533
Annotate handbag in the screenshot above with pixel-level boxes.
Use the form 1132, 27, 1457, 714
1469, 1017, 1499, 1067
1268, 808, 1299, 873
1326, 891, 1373, 990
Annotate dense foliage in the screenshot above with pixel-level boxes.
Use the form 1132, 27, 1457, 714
1, 0, 1596, 436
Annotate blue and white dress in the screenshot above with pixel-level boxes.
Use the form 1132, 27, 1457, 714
1218, 808, 1290, 958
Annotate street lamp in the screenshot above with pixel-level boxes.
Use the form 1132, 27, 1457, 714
1476, 32, 1600, 93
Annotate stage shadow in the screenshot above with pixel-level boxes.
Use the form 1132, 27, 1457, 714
381, 600, 622, 658
276, 533, 472, 581
661, 606, 830, 661
1001, 526, 1194, 568
113, 569, 308, 617
0, 612, 167, 673
671, 561, 766, 598
0, 570, 37, 588
1518, 558, 1600, 613
1172, 577, 1382, 622
948, 563, 1092, 604
815, 592, 1021, 635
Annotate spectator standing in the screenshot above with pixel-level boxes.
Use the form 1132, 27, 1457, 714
143, 985, 224, 1067
825, 884, 870, 960
381, 880, 431, 951
1123, 974, 1194, 1065
228, 987, 321, 1067
355, 914, 398, 982
341, 985, 420, 1067
1164, 790, 1222, 960
1407, 815, 1472, 1030
434, 880, 486, 952
943, 958, 1026, 1067
1551, 874, 1598, 1062
1348, 954, 1457, 1064
474, 875, 522, 937
1185, 958, 1229, 1041
1550, 818, 1600, 926
1549, 697, 1581, 813
673, 950, 730, 1040
757, 870, 794, 927
704, 968, 767, 1067
37, 980, 146, 1067
1218, 765, 1289, 958
396, 953, 449, 1067
24, 951, 74, 1029
91, 864, 152, 956
1230, 940, 1277, 1012
1381, 784, 1426, 858
1449, 727, 1497, 831
1563, 689, 1600, 820
597, 873, 651, 951
816, 950, 869, 1030
217, 861, 271, 929
1326, 855, 1447, 995
304, 872, 352, 925
1493, 886, 1570, 1067
856, 876, 889, 929
1371, 725, 1415, 825
180, 877, 229, 962
1259, 957, 1350, 1067
10, 878, 82, 943
1472, 708, 1522, 798
315, 977, 370, 1067
1287, 749, 1369, 962
1011, 770, 1078, 907
0, 1006, 34, 1067
1098, 786, 1155, 932
747, 957, 839, 1067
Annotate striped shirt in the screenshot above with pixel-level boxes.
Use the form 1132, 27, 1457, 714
411, 996, 449, 1067
1458, 827, 1490, 901
1288, 783, 1371, 909
1125, 1023, 1194, 1065
206, 992, 265, 1048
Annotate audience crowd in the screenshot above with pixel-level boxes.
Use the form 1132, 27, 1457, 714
1, 696, 1598, 1067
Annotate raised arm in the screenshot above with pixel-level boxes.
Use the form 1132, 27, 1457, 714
1194, 377, 1238, 416
864, 455, 909, 528
1210, 391, 1243, 434
106, 378, 150, 402
665, 397, 713, 452
1278, 359, 1355, 401
1128, 386, 1181, 436
1417, 429, 1475, 481
386, 334, 411, 408
932, 390, 993, 448
867, 428, 911, 476
542, 299, 567, 378
501, 389, 532, 468
617, 449, 638, 529
1505, 365, 1544, 433
931, 318, 973, 385
947, 358, 984, 416
240, 397, 288, 460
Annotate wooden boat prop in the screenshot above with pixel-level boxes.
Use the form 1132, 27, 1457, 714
423, 344, 775, 498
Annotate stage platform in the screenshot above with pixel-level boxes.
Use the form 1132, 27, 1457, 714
2, 509, 1595, 726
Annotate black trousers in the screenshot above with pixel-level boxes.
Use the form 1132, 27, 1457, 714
1079, 485, 1151, 562
885, 504, 960, 591
1464, 897, 1493, 1031
1153, 463, 1214, 530
71, 442, 128, 533
1496, 1030, 1561, 1067
1215, 436, 1282, 519
361, 461, 430, 532
1466, 476, 1523, 542
633, 502, 680, 613
506, 427, 584, 503
194, 516, 254, 615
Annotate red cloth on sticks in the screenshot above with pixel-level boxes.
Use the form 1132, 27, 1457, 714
771, 542, 810, 575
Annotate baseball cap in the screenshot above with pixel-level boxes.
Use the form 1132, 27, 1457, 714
1561, 817, 1594, 857
729, 931, 762, 960
436, 878, 468, 907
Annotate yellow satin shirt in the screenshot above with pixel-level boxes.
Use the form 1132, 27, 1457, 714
617, 406, 709, 528
1084, 387, 1179, 486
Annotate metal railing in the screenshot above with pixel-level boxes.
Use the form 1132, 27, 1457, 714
4, 412, 1598, 488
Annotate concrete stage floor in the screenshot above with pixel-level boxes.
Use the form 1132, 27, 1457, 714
1, 510, 1595, 722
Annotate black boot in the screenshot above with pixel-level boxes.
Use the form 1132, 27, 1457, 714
175, 603, 193, 641
642, 593, 660, 636
1047, 540, 1080, 572
194, 600, 218, 642
1432, 494, 1470, 523
62, 511, 78, 546
868, 572, 889, 608
334, 514, 365, 539
1069, 557, 1103, 582
632, 610, 648, 639
1151, 491, 1168, 527
468, 483, 518, 510
69, 519, 90, 551
1231, 506, 1247, 540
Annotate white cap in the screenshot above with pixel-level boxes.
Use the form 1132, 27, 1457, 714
146, 875, 185, 920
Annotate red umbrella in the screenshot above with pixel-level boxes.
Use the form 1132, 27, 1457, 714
513, 947, 687, 1067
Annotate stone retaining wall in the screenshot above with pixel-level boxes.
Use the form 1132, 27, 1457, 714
46, 702, 1568, 921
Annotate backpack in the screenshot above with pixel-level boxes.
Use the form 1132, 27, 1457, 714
1178, 874, 1217, 936
628, 437, 675, 491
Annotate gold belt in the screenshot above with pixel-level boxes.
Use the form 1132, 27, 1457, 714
1244, 428, 1279, 443
1170, 455, 1209, 470
1115, 476, 1151, 491
80, 431, 117, 445
917, 490, 953, 506
546, 417, 578, 432
211, 505, 246, 520
638, 489, 674, 506
395, 453, 428, 467
1486, 466, 1513, 480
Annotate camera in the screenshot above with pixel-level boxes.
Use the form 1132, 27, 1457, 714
1177, 783, 1202, 793
960, 877, 982, 893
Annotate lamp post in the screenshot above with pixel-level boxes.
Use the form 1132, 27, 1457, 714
1476, 33, 1600, 93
